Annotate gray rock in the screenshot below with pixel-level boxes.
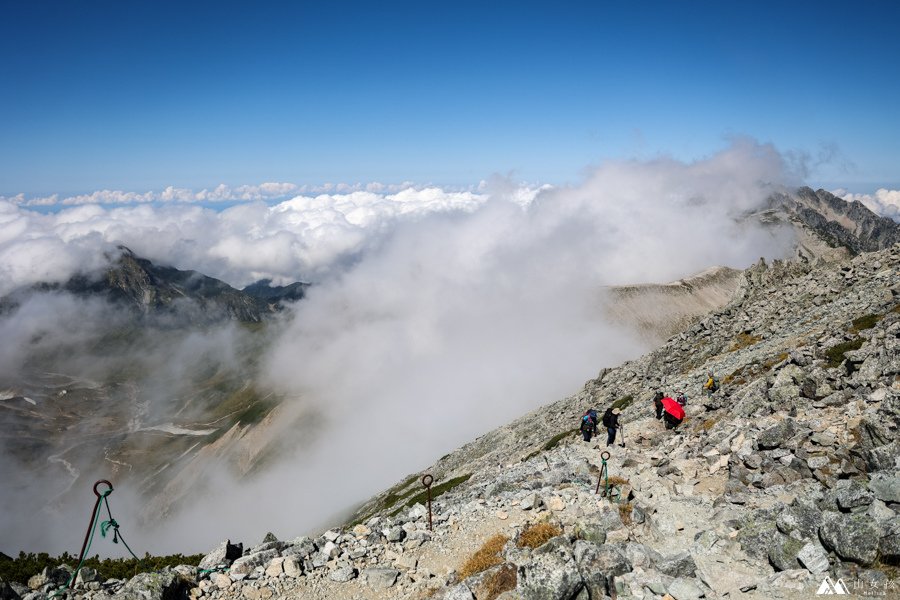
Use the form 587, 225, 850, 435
667, 577, 704, 600
0, 581, 21, 600
655, 550, 696, 578
230, 549, 280, 579
114, 571, 189, 600
572, 541, 631, 598
518, 538, 584, 600
198, 540, 243, 571
818, 512, 879, 565
322, 530, 340, 542
776, 504, 822, 540
758, 419, 796, 450
283, 537, 316, 558
385, 526, 406, 543
796, 541, 830, 574
868, 473, 900, 503
768, 535, 803, 572
520, 493, 542, 511
867, 499, 897, 521
572, 507, 622, 544
441, 583, 475, 600
878, 517, 900, 563
328, 566, 357, 582
362, 568, 399, 589
835, 479, 874, 511
75, 567, 98, 586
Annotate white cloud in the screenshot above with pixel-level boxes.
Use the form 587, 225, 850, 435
836, 188, 900, 220
0, 181, 473, 208
0, 139, 803, 554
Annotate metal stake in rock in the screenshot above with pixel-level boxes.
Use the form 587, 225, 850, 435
421, 474, 434, 531
595, 451, 610, 496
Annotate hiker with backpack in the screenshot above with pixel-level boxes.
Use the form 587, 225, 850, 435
703, 371, 720, 398
602, 407, 621, 447
653, 391, 664, 420
676, 390, 688, 406
580, 409, 599, 442
660, 395, 685, 429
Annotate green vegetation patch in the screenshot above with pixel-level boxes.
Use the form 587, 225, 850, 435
825, 337, 864, 369
0, 551, 203, 585
610, 395, 634, 411
381, 474, 423, 510
850, 313, 882, 333
543, 428, 578, 452
394, 474, 472, 514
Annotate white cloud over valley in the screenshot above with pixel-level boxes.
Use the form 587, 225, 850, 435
0, 139, 806, 554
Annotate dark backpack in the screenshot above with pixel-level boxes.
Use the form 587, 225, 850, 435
602, 409, 614, 428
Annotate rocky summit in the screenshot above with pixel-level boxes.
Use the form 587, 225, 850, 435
6, 233, 899, 598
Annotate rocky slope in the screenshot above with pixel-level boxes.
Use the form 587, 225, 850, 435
11, 245, 899, 600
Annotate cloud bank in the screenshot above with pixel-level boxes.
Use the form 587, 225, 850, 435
835, 188, 900, 221
1, 139, 802, 554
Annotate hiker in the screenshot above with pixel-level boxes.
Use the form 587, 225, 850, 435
703, 371, 720, 397
676, 390, 688, 406
580, 408, 598, 442
653, 391, 664, 420
602, 407, 621, 447
660, 395, 685, 429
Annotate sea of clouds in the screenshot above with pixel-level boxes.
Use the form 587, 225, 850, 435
0, 139, 839, 554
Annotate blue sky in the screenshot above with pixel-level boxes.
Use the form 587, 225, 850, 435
2, 0, 899, 197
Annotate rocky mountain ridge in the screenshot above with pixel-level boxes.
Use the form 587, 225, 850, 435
7, 242, 899, 599
1, 246, 309, 324
3, 188, 900, 600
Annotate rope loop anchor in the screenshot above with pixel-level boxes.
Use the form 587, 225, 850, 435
93, 479, 114, 498
595, 451, 611, 496
421, 474, 434, 532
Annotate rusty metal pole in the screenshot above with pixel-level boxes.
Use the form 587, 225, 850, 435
595, 451, 610, 495
421, 474, 434, 532
78, 480, 113, 568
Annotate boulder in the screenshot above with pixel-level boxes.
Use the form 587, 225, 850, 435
667, 577, 704, 600
768, 535, 803, 572
776, 504, 822, 540
362, 568, 399, 589
878, 517, 900, 563
517, 538, 584, 600
114, 571, 190, 600
198, 540, 243, 571
654, 551, 696, 578
230, 549, 280, 580
328, 567, 357, 583
572, 507, 622, 544
758, 419, 796, 450
834, 479, 874, 511
0, 581, 21, 600
572, 541, 631, 598
868, 473, 900, 503
818, 512, 880, 565
796, 541, 829, 574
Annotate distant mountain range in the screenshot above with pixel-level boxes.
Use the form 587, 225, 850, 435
1, 246, 309, 324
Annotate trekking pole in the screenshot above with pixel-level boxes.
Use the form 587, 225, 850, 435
421, 474, 434, 532
619, 424, 626, 448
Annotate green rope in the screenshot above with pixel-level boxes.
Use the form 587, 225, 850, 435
50, 490, 111, 599
100, 496, 141, 562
